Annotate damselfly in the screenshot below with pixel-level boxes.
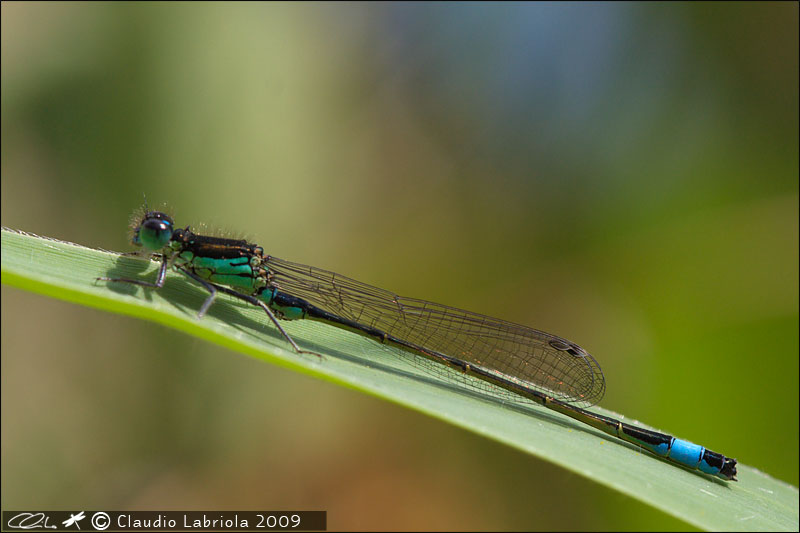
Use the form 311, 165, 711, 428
99, 206, 737, 481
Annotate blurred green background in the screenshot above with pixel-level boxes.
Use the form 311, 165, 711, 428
2, 2, 797, 530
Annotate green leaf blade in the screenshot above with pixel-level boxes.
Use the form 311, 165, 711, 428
2, 227, 798, 531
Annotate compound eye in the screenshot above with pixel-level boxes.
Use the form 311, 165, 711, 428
135, 216, 174, 250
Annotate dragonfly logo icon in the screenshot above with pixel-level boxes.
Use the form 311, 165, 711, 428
62, 512, 85, 529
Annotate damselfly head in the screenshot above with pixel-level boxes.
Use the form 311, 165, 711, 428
129, 207, 175, 251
